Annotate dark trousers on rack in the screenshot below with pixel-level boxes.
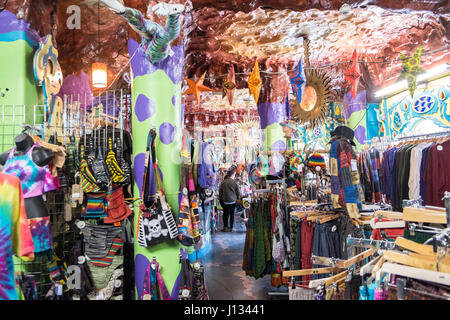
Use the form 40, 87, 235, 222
221, 202, 236, 230
312, 219, 341, 280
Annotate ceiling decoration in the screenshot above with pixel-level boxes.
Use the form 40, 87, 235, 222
248, 61, 262, 105
345, 49, 361, 100
222, 65, 236, 106
183, 72, 215, 104
292, 38, 333, 128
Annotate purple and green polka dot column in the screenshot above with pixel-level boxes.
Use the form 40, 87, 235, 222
128, 38, 184, 300
343, 90, 368, 151
258, 101, 287, 152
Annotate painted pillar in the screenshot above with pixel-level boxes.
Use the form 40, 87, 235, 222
0, 10, 43, 152
343, 90, 367, 150
128, 39, 184, 300
257, 72, 289, 152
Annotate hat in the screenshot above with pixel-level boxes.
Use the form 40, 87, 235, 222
307, 153, 326, 169
329, 126, 356, 146
255, 155, 269, 177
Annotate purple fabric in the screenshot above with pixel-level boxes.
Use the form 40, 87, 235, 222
87, 92, 121, 117
0, 10, 40, 44
128, 39, 184, 84
419, 145, 432, 203
181, 104, 185, 124
257, 102, 287, 129
354, 125, 366, 145
135, 254, 151, 300
343, 90, 366, 120
56, 73, 93, 110
135, 94, 155, 122
159, 122, 175, 144
270, 140, 286, 152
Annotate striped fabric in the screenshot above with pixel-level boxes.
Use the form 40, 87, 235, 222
80, 223, 122, 259
79, 145, 100, 193
82, 192, 107, 218
89, 238, 124, 267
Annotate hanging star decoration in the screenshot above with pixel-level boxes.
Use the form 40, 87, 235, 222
289, 58, 306, 104
222, 65, 236, 106
183, 72, 215, 104
399, 45, 425, 98
345, 49, 361, 100
248, 61, 262, 105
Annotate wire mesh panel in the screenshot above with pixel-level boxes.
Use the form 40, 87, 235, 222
2, 88, 133, 299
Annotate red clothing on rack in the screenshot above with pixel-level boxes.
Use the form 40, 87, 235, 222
423, 140, 450, 208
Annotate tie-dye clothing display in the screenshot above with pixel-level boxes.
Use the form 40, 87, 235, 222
2, 143, 58, 199
28, 216, 53, 257
0, 173, 35, 300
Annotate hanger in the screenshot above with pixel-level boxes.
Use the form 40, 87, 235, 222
383, 250, 450, 273
403, 206, 447, 224
282, 266, 342, 278
311, 248, 376, 269
376, 262, 450, 286
308, 270, 349, 288
395, 237, 450, 258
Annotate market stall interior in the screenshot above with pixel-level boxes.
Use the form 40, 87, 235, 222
0, 0, 449, 300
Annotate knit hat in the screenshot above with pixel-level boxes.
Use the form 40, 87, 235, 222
307, 153, 326, 169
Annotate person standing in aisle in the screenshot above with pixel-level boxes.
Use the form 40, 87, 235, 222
219, 165, 240, 232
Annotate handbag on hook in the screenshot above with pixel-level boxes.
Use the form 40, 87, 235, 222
137, 129, 178, 247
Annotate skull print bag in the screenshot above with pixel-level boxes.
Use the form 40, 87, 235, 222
137, 129, 178, 247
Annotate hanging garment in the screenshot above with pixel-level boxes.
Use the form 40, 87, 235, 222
90, 147, 110, 188
177, 134, 195, 246
79, 222, 122, 259
311, 219, 341, 280
28, 216, 53, 257
79, 144, 100, 193
178, 249, 194, 300
2, 143, 58, 198
423, 140, 450, 207
0, 173, 35, 300
329, 137, 363, 219
301, 217, 315, 284
408, 143, 432, 201
253, 199, 267, 279
141, 258, 171, 300
105, 137, 126, 184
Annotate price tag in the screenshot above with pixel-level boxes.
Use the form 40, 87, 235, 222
96, 291, 105, 300
351, 159, 358, 172
55, 284, 63, 296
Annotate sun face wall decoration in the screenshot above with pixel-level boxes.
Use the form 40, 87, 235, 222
292, 38, 332, 128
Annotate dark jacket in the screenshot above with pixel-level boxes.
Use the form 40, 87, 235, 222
219, 178, 240, 203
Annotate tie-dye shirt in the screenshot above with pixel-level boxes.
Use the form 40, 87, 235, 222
2, 143, 57, 198
0, 173, 35, 300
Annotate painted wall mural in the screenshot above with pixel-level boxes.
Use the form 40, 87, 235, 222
0, 10, 43, 151
377, 77, 450, 139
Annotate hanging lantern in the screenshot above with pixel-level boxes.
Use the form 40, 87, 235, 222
92, 62, 107, 88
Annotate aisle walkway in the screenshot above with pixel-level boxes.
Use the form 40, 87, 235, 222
201, 216, 288, 300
